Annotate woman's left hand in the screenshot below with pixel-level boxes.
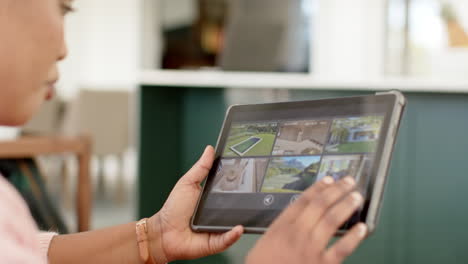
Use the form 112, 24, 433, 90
148, 146, 244, 264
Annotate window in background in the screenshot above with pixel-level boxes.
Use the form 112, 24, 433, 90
386, 0, 468, 78
160, 0, 313, 73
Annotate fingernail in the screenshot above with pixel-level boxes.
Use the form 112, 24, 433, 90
351, 192, 363, 205
322, 176, 334, 184
344, 177, 355, 186
357, 223, 367, 238
230, 226, 243, 238
203, 145, 211, 155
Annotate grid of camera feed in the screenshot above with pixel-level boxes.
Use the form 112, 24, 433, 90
211, 116, 384, 194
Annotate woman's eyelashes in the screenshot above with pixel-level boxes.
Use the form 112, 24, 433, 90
60, 1, 75, 15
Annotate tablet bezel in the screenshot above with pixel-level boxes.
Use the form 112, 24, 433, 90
191, 91, 406, 235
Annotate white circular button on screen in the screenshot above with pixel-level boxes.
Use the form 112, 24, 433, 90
263, 195, 274, 206
290, 194, 300, 204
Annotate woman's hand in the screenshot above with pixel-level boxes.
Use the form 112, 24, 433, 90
146, 145, 365, 264
148, 146, 243, 264
245, 176, 367, 264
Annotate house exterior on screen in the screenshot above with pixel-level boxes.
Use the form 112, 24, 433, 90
329, 124, 379, 144
277, 121, 329, 144
347, 125, 378, 142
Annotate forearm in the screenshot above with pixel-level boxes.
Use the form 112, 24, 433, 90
48, 221, 165, 264
45, 146, 244, 264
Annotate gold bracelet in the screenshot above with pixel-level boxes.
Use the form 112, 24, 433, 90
136, 218, 156, 264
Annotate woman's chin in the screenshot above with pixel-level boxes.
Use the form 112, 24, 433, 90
0, 87, 50, 127
2, 118, 30, 127
0, 111, 35, 127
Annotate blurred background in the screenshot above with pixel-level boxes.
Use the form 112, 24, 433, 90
1, 0, 468, 263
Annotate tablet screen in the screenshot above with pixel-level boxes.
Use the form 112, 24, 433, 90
193, 95, 396, 231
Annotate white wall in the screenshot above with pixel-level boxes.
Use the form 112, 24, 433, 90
0, 127, 19, 140
58, 0, 141, 99
141, 0, 162, 69
315, 0, 386, 80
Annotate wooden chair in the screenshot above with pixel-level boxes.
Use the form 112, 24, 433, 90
0, 135, 92, 232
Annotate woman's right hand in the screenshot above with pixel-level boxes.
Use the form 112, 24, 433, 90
246, 176, 367, 264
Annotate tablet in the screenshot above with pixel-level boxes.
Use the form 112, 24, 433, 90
191, 91, 406, 235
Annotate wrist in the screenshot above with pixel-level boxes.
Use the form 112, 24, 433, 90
147, 214, 169, 264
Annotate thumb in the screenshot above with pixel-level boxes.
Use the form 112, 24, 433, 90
207, 225, 244, 255
180, 145, 215, 185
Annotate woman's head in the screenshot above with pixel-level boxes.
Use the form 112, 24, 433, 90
0, 0, 72, 126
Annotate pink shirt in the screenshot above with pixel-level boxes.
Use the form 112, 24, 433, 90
0, 175, 55, 263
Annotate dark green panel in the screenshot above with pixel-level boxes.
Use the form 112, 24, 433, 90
174, 88, 231, 264
180, 88, 228, 172
138, 86, 184, 218
405, 94, 468, 264
139, 87, 468, 264
288, 89, 372, 101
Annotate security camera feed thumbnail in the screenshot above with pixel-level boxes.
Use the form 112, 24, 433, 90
261, 156, 321, 193
317, 155, 366, 182
211, 115, 384, 194
212, 158, 269, 193
325, 116, 384, 153
273, 120, 330, 155
223, 123, 277, 157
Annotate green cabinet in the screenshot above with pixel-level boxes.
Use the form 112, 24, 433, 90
139, 86, 468, 264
